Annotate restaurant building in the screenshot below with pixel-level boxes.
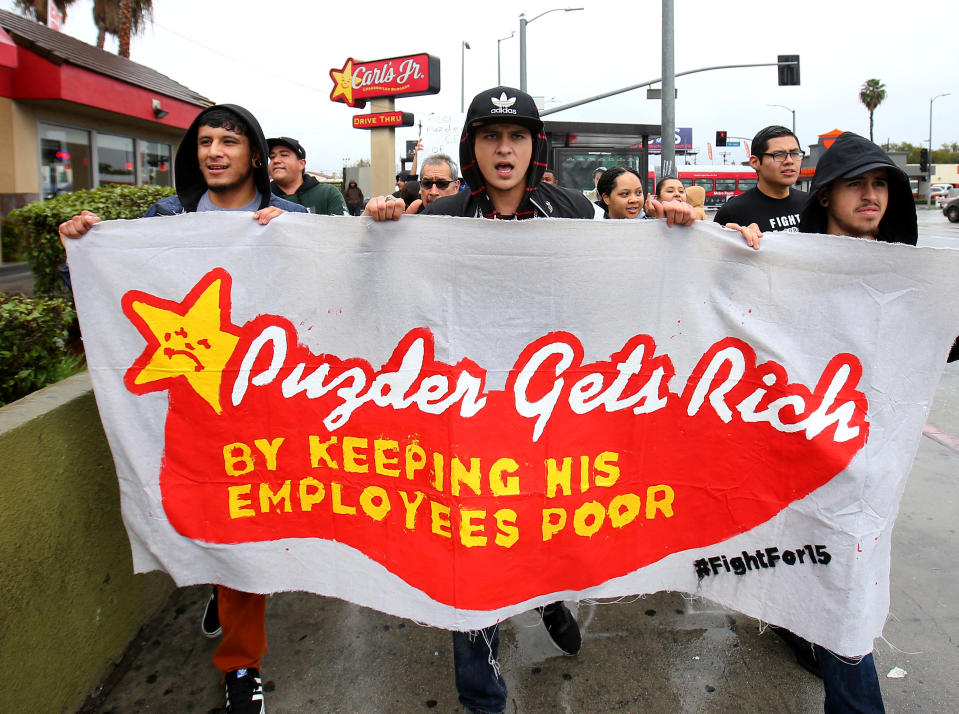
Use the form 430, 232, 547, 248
0, 9, 210, 228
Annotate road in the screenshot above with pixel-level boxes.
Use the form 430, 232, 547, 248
917, 206, 959, 248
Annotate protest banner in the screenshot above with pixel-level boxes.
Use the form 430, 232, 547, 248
65, 213, 959, 655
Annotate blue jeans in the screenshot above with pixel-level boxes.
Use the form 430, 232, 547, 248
452, 625, 506, 714
817, 647, 885, 714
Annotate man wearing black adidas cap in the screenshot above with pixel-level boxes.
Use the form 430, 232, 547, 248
366, 87, 693, 224
268, 136, 347, 215
366, 86, 694, 714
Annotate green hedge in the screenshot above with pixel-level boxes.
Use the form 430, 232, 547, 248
2, 185, 176, 295
0, 293, 80, 406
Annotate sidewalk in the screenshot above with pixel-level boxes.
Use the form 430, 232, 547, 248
81, 365, 959, 713
0, 261, 33, 296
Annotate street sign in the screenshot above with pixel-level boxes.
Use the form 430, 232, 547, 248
330, 54, 441, 109
726, 141, 741, 147
646, 88, 678, 99
352, 112, 414, 129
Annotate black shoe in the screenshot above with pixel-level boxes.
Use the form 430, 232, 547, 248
540, 602, 581, 655
770, 625, 822, 679
225, 668, 265, 714
201, 587, 221, 639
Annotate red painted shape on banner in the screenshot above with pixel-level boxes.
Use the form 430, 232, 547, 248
123, 269, 870, 611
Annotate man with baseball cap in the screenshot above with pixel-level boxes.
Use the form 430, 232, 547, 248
365, 85, 695, 714
368, 86, 617, 221
268, 136, 347, 215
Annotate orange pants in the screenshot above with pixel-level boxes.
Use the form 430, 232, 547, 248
212, 586, 267, 673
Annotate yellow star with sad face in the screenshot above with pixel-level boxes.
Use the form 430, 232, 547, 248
123, 269, 240, 414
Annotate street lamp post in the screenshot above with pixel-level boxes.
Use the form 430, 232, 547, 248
497, 32, 514, 86
768, 103, 796, 134
461, 41, 471, 113
929, 92, 950, 185
519, 7, 583, 92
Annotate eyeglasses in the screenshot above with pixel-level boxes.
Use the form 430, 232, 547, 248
421, 178, 454, 189
761, 150, 805, 163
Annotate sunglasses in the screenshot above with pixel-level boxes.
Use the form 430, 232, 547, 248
421, 178, 454, 190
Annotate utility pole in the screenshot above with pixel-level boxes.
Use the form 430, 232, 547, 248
660, 0, 675, 180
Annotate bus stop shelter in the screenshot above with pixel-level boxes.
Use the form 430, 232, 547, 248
543, 120, 661, 194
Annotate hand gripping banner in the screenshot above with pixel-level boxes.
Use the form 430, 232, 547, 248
66, 213, 959, 655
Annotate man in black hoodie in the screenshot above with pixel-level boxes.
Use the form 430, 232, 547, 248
800, 131, 917, 245
365, 86, 695, 714
798, 132, 915, 714
742, 132, 956, 713
60, 104, 305, 714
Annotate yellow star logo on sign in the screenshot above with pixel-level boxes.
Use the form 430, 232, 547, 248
123, 269, 240, 414
329, 58, 356, 106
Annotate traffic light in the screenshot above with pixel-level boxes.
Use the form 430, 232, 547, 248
778, 55, 800, 86
919, 148, 929, 173
716, 131, 727, 147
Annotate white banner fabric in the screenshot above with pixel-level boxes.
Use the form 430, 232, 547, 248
65, 212, 959, 656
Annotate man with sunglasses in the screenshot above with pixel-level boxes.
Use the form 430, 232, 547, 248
714, 125, 806, 232
404, 154, 461, 214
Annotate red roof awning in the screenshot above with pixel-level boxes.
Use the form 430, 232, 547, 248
5, 48, 202, 129
0, 27, 16, 69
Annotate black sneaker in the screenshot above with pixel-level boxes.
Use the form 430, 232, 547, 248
769, 625, 822, 679
225, 668, 265, 714
540, 602, 581, 655
201, 587, 221, 639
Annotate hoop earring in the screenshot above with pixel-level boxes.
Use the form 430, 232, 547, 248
252, 158, 262, 168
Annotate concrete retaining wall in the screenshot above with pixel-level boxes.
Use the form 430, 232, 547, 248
0, 372, 173, 712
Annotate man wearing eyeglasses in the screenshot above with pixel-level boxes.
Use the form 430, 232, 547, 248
714, 125, 806, 232
405, 154, 461, 214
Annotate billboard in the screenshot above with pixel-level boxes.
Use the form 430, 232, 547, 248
649, 128, 693, 154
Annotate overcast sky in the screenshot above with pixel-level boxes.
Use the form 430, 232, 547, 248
5, 0, 958, 173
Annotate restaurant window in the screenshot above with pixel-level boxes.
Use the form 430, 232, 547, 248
39, 124, 92, 199
97, 133, 136, 186
139, 140, 173, 187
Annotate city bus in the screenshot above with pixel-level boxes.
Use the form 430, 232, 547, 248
652, 166, 757, 208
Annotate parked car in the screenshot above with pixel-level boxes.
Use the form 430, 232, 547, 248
942, 194, 959, 222
931, 183, 953, 193
937, 187, 959, 207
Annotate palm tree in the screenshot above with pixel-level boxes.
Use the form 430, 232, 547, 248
93, 0, 153, 58
859, 79, 886, 142
13, 0, 78, 24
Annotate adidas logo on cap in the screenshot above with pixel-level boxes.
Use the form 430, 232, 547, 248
490, 92, 518, 115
